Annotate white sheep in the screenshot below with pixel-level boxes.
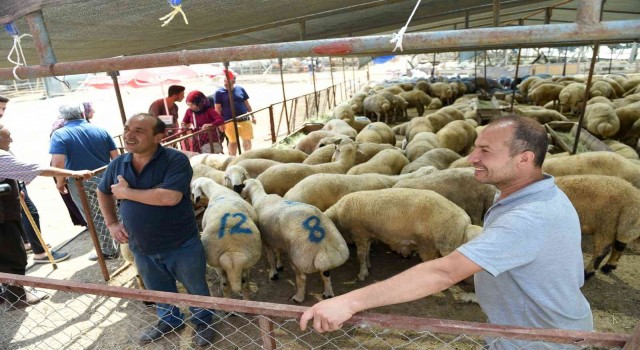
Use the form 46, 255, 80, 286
303, 144, 337, 165
584, 103, 620, 139
355, 122, 396, 145
325, 188, 482, 281
346, 148, 409, 176
404, 132, 440, 161
257, 140, 358, 196
555, 175, 640, 279
228, 148, 307, 165
284, 166, 438, 212
436, 120, 477, 155
192, 163, 225, 184
322, 118, 357, 139
401, 147, 462, 174
241, 179, 349, 303
191, 177, 262, 300
190, 153, 236, 171
542, 151, 640, 188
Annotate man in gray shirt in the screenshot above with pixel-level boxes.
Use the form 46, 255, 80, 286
300, 116, 592, 349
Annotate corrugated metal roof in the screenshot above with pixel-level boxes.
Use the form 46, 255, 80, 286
0, 0, 638, 69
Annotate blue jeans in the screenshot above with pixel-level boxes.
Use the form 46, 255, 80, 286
132, 236, 214, 327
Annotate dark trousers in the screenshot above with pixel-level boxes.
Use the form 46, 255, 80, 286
18, 184, 45, 255
0, 220, 28, 302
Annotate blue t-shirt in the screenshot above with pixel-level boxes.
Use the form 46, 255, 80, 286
457, 175, 592, 350
98, 146, 199, 254
213, 86, 249, 121
49, 119, 116, 171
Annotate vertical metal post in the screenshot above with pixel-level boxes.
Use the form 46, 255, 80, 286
278, 58, 290, 134
510, 48, 522, 112
342, 58, 347, 98
518, 18, 524, 26
484, 50, 487, 84
312, 58, 319, 116
268, 105, 276, 144
224, 61, 242, 155
608, 47, 614, 74
562, 47, 568, 76
75, 180, 110, 282
329, 58, 336, 106
299, 21, 306, 40
351, 58, 356, 95
474, 51, 478, 88
576, 0, 603, 25
544, 7, 552, 24
26, 10, 57, 98
258, 316, 276, 350
109, 71, 127, 126
464, 11, 470, 29
366, 61, 370, 82
493, 0, 500, 27
573, 42, 600, 155
431, 52, 436, 78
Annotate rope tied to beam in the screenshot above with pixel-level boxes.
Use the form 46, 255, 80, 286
4, 22, 32, 80
390, 0, 422, 52
159, 0, 189, 27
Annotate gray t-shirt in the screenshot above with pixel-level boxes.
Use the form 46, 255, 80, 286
457, 175, 593, 350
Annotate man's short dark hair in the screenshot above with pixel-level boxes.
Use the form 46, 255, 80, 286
0, 95, 9, 103
489, 115, 548, 168
129, 113, 166, 135
168, 85, 185, 97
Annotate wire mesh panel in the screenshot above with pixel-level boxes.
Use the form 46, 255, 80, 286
0, 273, 632, 350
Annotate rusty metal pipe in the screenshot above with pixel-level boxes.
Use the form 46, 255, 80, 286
2, 19, 639, 80
25, 10, 56, 65
576, 0, 603, 25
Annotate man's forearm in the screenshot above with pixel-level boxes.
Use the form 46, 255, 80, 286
120, 188, 182, 206
40, 167, 84, 178
97, 190, 119, 225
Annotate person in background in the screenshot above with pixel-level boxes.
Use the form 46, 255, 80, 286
149, 85, 185, 132
1, 118, 93, 308
182, 90, 224, 153
97, 114, 216, 346
50, 103, 120, 261
300, 116, 592, 350
214, 71, 255, 155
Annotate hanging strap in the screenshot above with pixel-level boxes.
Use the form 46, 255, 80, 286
390, 0, 422, 52
159, 0, 189, 27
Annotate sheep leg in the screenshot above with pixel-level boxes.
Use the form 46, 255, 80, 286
320, 270, 335, 299
290, 264, 307, 303
265, 246, 279, 280
601, 240, 627, 274
585, 241, 612, 280
241, 269, 252, 300
355, 237, 371, 281
215, 268, 232, 298
375, 112, 381, 123
417, 242, 440, 262
275, 250, 285, 272
417, 105, 424, 116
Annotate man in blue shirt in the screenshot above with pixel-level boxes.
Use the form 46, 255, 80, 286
300, 116, 592, 349
214, 71, 255, 155
50, 104, 119, 261
97, 113, 215, 346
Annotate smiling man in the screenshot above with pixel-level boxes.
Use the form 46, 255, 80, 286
96, 113, 216, 346
300, 116, 592, 349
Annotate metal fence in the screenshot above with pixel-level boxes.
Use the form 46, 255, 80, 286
1, 273, 635, 350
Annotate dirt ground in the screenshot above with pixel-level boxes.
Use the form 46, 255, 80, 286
2, 68, 639, 348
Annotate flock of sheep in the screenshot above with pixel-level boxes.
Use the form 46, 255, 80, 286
124, 72, 640, 304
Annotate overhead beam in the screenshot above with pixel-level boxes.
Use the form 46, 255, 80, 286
555, 7, 640, 16
2, 18, 638, 80
493, 0, 501, 27
25, 10, 56, 65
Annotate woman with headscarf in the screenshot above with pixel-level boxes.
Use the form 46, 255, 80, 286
182, 91, 224, 153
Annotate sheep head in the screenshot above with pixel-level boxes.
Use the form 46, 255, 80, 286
190, 177, 214, 205
225, 165, 250, 194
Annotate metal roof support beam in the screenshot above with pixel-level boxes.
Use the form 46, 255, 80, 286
576, 0, 603, 25
2, 19, 640, 80
299, 21, 306, 41
25, 10, 56, 65
465, 11, 470, 29
493, 0, 500, 27
544, 7, 552, 24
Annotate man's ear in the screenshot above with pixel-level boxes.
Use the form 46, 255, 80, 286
154, 132, 165, 143
518, 150, 535, 167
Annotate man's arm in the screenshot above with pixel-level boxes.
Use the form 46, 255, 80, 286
50, 154, 68, 193
300, 251, 482, 333
215, 103, 222, 115
110, 175, 182, 206
97, 189, 128, 243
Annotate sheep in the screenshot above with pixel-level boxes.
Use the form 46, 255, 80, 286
415, 80, 430, 94
584, 103, 620, 139
231, 159, 281, 179
621, 77, 640, 93
228, 148, 307, 166
325, 188, 483, 281
404, 131, 440, 162
518, 76, 542, 95
448, 156, 472, 168
191, 177, 262, 300
528, 83, 565, 106
303, 144, 337, 165
425, 111, 454, 133
428, 97, 443, 110
354, 142, 397, 164
322, 118, 357, 139
352, 116, 372, 132
349, 93, 368, 115
600, 77, 625, 98
401, 147, 462, 174
513, 106, 569, 124
436, 120, 477, 155
398, 90, 431, 116
190, 153, 236, 171
392, 122, 409, 136
363, 94, 392, 123
257, 140, 358, 196
554, 175, 640, 279
347, 149, 409, 176
355, 122, 396, 145
283, 166, 437, 212
405, 117, 435, 142
241, 179, 349, 302
602, 140, 639, 160
430, 82, 453, 105
559, 83, 586, 114
437, 106, 465, 121
615, 102, 640, 139
332, 102, 355, 125
192, 163, 225, 184
294, 130, 349, 154
542, 151, 640, 188
587, 96, 616, 108
393, 167, 496, 226
589, 80, 615, 99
